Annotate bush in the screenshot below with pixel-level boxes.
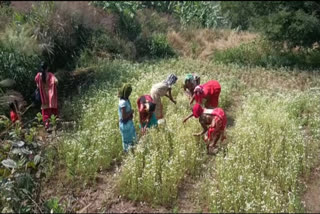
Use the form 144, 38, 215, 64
221, 2, 320, 48
148, 33, 175, 58
26, 2, 93, 70
0, 43, 41, 99
0, 23, 40, 56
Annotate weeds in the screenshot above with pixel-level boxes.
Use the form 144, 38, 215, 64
205, 92, 319, 212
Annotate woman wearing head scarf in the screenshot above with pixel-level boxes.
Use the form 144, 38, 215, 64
150, 74, 178, 119
35, 62, 58, 129
183, 103, 227, 153
118, 83, 136, 152
183, 73, 200, 99
137, 95, 158, 135
189, 80, 221, 109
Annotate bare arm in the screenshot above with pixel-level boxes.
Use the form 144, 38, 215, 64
193, 122, 208, 136
143, 113, 152, 129
54, 76, 58, 84
189, 94, 195, 105
183, 85, 193, 99
165, 88, 176, 104
183, 113, 194, 124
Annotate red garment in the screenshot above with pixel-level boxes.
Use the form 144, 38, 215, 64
192, 103, 204, 118
10, 111, 19, 123
137, 95, 154, 122
194, 80, 221, 108
35, 72, 58, 109
207, 108, 227, 142
42, 108, 58, 128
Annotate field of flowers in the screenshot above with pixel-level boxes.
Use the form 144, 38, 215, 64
205, 92, 320, 212
58, 57, 320, 210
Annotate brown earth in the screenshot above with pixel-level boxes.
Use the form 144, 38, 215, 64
303, 165, 320, 213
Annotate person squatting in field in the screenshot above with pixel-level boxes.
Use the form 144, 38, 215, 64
137, 95, 158, 135
183, 103, 227, 153
150, 74, 178, 120
118, 83, 137, 152
35, 62, 58, 129
190, 80, 221, 109
183, 73, 200, 99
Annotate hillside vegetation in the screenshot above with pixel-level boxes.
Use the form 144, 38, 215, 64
0, 1, 320, 213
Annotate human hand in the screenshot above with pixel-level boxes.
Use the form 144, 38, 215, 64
193, 132, 202, 137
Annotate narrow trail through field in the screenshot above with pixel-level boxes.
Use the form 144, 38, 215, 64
303, 163, 320, 213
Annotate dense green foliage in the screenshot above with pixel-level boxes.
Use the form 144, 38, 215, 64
0, 43, 41, 98
221, 1, 320, 47
0, 113, 60, 213
92, 1, 228, 29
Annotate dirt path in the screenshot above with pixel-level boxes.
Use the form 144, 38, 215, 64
303, 165, 320, 213
40, 162, 170, 213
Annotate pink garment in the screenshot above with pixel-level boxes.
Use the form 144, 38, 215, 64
35, 72, 58, 109
194, 80, 221, 108
207, 108, 227, 142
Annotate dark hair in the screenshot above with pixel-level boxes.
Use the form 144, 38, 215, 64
9, 100, 18, 112
149, 102, 156, 112
40, 62, 48, 83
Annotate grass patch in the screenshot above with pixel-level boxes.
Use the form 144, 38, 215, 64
212, 39, 320, 70
205, 92, 319, 212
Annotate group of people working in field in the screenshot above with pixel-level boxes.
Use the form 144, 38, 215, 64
118, 74, 227, 154
9, 62, 59, 130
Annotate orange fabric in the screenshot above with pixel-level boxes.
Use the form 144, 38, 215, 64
35, 72, 58, 109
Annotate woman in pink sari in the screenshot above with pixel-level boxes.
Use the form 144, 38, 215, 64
35, 62, 58, 129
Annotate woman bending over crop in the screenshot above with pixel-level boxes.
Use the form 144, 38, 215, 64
190, 80, 221, 109
137, 95, 158, 135
183, 103, 227, 153
150, 74, 178, 119
183, 73, 200, 99
118, 83, 136, 152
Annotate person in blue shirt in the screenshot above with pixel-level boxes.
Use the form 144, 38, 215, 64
118, 83, 136, 152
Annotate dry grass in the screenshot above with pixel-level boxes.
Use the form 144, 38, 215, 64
167, 28, 258, 60
10, 1, 117, 33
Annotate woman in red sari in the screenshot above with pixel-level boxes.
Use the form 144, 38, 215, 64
137, 95, 158, 135
183, 103, 227, 153
35, 62, 58, 129
189, 80, 221, 109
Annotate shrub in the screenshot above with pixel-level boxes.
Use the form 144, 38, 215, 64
0, 43, 41, 99
26, 1, 93, 70
0, 23, 40, 56
148, 33, 175, 58
0, 4, 13, 31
